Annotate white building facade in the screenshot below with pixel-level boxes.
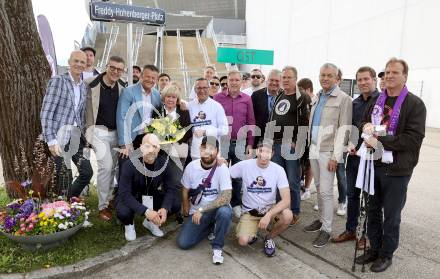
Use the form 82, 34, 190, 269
246, 0, 440, 127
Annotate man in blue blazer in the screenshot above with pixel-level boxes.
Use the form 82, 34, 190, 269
116, 64, 162, 156
40, 50, 93, 198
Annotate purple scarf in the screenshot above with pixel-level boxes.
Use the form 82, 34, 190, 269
371, 86, 408, 136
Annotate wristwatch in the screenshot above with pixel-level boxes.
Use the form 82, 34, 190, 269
198, 207, 204, 213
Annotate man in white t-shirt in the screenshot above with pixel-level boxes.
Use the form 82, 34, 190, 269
177, 136, 232, 265
187, 78, 228, 161
230, 140, 293, 257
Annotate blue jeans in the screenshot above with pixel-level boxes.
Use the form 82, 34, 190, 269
336, 153, 347, 204
271, 143, 301, 215
227, 141, 243, 207
177, 206, 232, 250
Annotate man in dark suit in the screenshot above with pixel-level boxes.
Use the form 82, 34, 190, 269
251, 69, 283, 148
40, 50, 93, 198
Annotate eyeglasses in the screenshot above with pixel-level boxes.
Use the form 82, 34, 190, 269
107, 65, 125, 73
220, 82, 227, 87
251, 75, 262, 79
210, 82, 220, 86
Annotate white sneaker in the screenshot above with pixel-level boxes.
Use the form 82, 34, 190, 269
313, 204, 319, 211
232, 206, 241, 218
212, 249, 224, 265
301, 190, 311, 200
336, 202, 347, 216
124, 224, 136, 241
143, 219, 164, 237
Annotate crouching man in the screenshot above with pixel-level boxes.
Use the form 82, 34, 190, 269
116, 134, 181, 240
231, 141, 293, 257
177, 136, 232, 265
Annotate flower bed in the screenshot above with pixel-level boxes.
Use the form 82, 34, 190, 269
0, 197, 89, 251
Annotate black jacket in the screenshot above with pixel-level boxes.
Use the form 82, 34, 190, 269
362, 91, 426, 176
251, 87, 284, 147
116, 152, 181, 215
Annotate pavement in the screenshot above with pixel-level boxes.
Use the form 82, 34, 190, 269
1, 127, 440, 278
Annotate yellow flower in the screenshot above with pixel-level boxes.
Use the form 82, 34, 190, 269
169, 125, 177, 134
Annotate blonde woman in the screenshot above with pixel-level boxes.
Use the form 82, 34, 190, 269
153, 84, 191, 145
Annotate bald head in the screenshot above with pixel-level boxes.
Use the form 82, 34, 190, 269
68, 50, 87, 81
142, 133, 160, 146
141, 134, 161, 164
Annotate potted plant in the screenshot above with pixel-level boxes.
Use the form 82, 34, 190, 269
0, 196, 89, 251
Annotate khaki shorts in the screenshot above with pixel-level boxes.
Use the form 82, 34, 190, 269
236, 212, 276, 238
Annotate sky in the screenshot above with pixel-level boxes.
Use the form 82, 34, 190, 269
32, 0, 91, 66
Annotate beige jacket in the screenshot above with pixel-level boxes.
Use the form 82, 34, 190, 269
308, 86, 352, 163
84, 73, 126, 139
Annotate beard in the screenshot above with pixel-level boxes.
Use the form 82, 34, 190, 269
201, 155, 216, 166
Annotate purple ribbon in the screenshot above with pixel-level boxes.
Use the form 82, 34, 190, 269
371, 85, 408, 135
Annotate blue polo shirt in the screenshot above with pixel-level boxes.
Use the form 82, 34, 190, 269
311, 86, 336, 144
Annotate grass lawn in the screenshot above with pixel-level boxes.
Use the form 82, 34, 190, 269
0, 185, 150, 274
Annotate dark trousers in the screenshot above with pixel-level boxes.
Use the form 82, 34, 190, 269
346, 155, 361, 233
227, 141, 242, 207
367, 166, 411, 259
54, 137, 93, 198
272, 143, 301, 214
336, 153, 347, 204
116, 191, 181, 225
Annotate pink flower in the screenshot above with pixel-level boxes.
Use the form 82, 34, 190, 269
42, 201, 70, 215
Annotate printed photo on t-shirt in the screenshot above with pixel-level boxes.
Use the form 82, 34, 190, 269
192, 110, 212, 127
247, 175, 272, 194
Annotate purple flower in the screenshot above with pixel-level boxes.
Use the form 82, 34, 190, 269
7, 202, 21, 213
15, 199, 34, 220
3, 216, 16, 233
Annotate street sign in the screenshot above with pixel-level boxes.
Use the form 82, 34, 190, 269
217, 47, 274, 65
89, 2, 165, 26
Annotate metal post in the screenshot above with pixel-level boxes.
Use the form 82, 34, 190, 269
127, 0, 133, 86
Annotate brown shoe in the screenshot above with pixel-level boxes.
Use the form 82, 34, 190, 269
290, 214, 300, 226
331, 231, 356, 243
99, 208, 112, 221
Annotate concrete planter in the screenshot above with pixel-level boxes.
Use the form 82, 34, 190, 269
1, 223, 83, 251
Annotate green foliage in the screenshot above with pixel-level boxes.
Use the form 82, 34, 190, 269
0, 185, 149, 274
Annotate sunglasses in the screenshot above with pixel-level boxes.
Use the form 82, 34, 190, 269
220, 82, 227, 87
210, 82, 220, 86
251, 75, 261, 79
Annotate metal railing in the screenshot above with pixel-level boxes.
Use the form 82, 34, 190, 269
196, 29, 210, 66
132, 26, 144, 66
98, 25, 119, 69
154, 27, 164, 72
176, 29, 189, 96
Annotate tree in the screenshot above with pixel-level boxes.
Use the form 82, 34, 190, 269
0, 0, 52, 197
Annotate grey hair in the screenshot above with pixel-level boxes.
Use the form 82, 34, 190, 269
227, 70, 242, 78
282, 66, 298, 78
268, 69, 282, 78
320, 63, 339, 76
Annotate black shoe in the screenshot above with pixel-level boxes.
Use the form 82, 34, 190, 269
355, 250, 379, 264
304, 220, 322, 233
175, 212, 184, 224
370, 256, 392, 272
312, 231, 331, 248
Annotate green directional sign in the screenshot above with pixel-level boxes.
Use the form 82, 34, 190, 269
217, 47, 274, 65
